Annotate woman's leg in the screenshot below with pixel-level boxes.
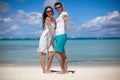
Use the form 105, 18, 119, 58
40, 52, 47, 73
47, 51, 54, 72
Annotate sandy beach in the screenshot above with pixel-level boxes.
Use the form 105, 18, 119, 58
0, 63, 120, 80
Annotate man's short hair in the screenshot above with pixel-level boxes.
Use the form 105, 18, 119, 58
54, 2, 63, 7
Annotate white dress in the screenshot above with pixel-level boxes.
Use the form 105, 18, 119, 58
37, 22, 55, 53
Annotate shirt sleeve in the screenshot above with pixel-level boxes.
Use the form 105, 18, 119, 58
63, 12, 68, 16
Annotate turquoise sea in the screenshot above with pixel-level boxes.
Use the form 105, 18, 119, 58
0, 39, 120, 66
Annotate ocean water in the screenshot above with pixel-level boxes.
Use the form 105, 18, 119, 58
0, 39, 120, 65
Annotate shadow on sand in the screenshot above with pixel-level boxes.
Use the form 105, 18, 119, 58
51, 70, 75, 74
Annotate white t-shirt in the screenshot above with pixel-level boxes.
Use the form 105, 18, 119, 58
55, 12, 68, 36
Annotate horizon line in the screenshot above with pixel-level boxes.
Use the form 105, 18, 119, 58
0, 37, 120, 40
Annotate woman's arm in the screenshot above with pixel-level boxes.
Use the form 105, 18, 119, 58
45, 17, 51, 25
44, 17, 51, 30
52, 18, 56, 30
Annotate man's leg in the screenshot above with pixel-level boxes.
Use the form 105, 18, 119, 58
56, 52, 66, 74
61, 50, 68, 72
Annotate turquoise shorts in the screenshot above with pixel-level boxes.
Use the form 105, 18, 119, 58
55, 34, 67, 53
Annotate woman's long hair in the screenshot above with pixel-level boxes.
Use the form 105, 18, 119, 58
42, 6, 54, 29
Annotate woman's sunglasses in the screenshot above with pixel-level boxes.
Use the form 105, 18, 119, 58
46, 10, 53, 13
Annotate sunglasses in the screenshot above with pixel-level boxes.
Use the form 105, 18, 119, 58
46, 10, 53, 13
55, 6, 61, 9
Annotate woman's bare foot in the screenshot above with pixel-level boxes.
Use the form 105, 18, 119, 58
66, 70, 69, 73
43, 70, 51, 73
46, 70, 52, 73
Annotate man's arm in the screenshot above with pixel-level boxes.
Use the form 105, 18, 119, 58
62, 14, 68, 23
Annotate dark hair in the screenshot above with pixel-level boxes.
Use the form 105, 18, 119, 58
42, 6, 54, 29
54, 2, 63, 10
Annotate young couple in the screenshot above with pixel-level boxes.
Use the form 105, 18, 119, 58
38, 2, 68, 74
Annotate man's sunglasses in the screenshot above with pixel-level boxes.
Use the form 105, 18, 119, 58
55, 6, 61, 9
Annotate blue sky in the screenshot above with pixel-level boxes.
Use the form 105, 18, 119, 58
0, 0, 120, 38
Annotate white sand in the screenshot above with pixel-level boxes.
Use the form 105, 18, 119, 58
0, 65, 120, 80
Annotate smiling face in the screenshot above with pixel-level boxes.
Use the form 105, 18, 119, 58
55, 4, 62, 14
46, 7, 53, 17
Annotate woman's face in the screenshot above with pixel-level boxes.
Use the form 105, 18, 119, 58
46, 8, 53, 17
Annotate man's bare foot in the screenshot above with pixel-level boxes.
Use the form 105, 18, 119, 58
57, 70, 67, 74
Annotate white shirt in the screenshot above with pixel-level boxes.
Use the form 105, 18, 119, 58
55, 12, 68, 36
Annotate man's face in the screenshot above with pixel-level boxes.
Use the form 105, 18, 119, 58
55, 4, 62, 14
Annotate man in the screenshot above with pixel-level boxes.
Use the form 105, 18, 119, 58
54, 2, 68, 74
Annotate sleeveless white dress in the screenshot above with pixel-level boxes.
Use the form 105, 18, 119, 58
37, 22, 55, 53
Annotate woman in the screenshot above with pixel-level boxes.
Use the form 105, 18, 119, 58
38, 6, 56, 73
